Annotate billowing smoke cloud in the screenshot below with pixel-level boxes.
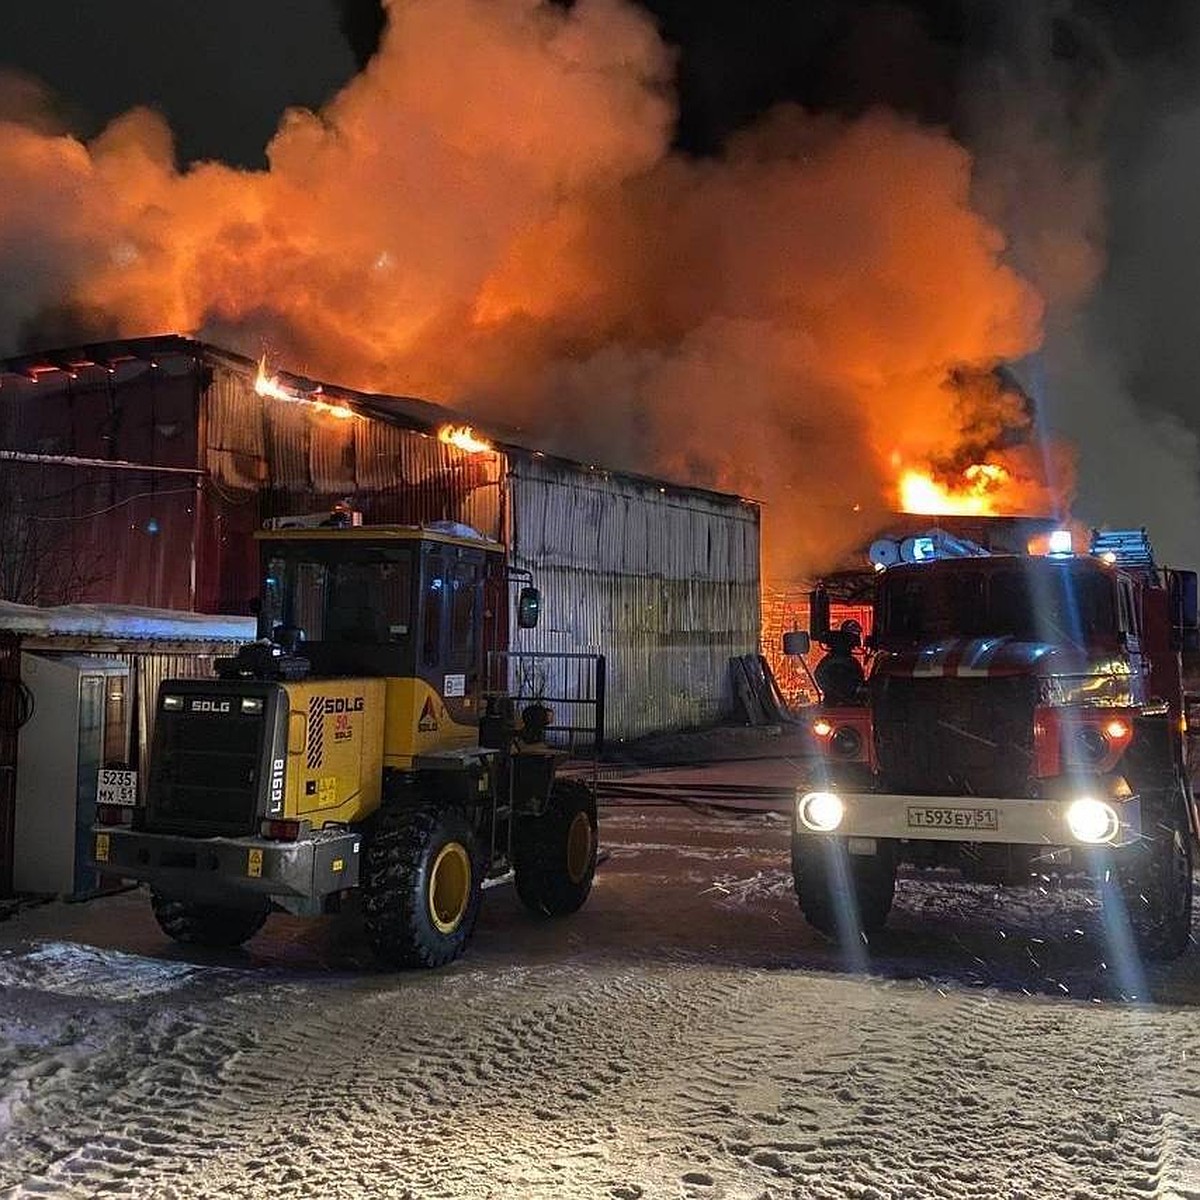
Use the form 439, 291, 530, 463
0, 0, 1058, 578
961, 1, 1200, 567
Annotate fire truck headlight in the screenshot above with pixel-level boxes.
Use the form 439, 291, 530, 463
1066, 797, 1120, 845
799, 791, 845, 832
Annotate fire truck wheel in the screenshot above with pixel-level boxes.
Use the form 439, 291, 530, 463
150, 892, 270, 948
513, 778, 598, 917
1113, 786, 1194, 961
792, 832, 896, 939
362, 804, 483, 968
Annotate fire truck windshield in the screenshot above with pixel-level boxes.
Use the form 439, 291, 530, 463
878, 561, 1117, 647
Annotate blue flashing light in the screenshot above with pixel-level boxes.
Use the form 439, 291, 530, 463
1048, 529, 1073, 556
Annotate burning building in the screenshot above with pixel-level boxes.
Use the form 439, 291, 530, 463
0, 336, 760, 745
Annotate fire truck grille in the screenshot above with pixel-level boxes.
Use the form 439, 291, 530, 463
145, 711, 265, 836
872, 675, 1038, 798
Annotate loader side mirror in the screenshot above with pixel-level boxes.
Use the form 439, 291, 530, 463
517, 586, 541, 629
782, 630, 811, 656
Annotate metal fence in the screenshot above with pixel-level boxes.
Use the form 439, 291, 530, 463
486, 650, 606, 756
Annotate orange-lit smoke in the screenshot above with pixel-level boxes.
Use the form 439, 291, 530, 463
0, 0, 1071, 577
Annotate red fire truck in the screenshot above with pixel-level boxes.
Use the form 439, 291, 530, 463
788, 528, 1199, 959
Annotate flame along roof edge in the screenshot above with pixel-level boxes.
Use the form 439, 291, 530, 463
0, 333, 760, 514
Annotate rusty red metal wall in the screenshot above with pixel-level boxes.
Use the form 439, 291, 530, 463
0, 353, 203, 610
1, 342, 504, 615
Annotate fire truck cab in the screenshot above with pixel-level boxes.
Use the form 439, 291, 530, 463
792, 528, 1199, 959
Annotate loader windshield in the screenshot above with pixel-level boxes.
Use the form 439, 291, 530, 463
261, 546, 414, 646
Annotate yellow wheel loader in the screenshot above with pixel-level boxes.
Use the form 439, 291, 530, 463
91, 522, 600, 967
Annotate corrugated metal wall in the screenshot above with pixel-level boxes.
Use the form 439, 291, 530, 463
118, 651, 221, 778
505, 453, 761, 742
0, 633, 19, 896
0, 356, 202, 609
202, 364, 503, 611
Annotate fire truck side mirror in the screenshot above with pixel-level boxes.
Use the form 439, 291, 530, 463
1169, 570, 1200, 652
782, 630, 811, 657
517, 586, 541, 629
809, 585, 830, 639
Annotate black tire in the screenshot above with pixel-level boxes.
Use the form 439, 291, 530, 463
362, 805, 483, 968
792, 830, 896, 939
1110, 784, 1194, 961
514, 778, 598, 917
150, 892, 270, 948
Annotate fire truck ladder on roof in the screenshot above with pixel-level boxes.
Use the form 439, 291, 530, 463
1090, 528, 1155, 570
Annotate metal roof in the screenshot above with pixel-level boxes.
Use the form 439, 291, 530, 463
0, 334, 758, 512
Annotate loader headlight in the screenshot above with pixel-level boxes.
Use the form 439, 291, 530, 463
1066, 797, 1120, 845
798, 791, 845, 832
163, 695, 184, 711
241, 697, 264, 713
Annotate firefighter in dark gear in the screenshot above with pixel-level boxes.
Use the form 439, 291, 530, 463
814, 619, 866, 705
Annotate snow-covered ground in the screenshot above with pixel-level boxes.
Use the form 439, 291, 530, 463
2, 806, 1200, 1198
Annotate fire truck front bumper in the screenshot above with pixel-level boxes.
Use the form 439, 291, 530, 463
795, 787, 1143, 849
90, 825, 362, 916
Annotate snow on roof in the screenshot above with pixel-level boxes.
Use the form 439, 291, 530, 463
0, 601, 256, 643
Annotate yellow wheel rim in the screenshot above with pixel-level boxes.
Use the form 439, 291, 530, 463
428, 841, 472, 934
566, 811, 593, 885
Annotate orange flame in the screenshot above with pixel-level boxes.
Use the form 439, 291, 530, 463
898, 462, 1010, 516
438, 424, 492, 454
253, 356, 356, 420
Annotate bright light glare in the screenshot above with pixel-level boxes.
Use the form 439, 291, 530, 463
1103, 718, 1130, 740
1048, 529, 1073, 555
1066, 797, 1120, 844
812, 718, 833, 738
799, 791, 845, 832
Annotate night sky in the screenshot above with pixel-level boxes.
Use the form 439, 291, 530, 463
4, 0, 1184, 166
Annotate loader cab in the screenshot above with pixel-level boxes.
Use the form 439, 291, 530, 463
255, 526, 519, 731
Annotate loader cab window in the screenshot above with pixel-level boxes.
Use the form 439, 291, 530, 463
260, 543, 416, 674
419, 548, 485, 677
422, 555, 446, 669
264, 550, 413, 644
450, 560, 481, 671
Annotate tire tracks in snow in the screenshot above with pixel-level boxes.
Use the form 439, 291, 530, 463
4, 940, 1200, 1198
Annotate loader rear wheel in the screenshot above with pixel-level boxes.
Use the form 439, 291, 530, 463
150, 892, 270, 949
362, 805, 482, 968
514, 778, 598, 917
792, 831, 895, 940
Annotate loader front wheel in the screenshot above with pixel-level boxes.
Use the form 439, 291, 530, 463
362, 805, 482, 968
150, 892, 270, 949
514, 778, 598, 917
